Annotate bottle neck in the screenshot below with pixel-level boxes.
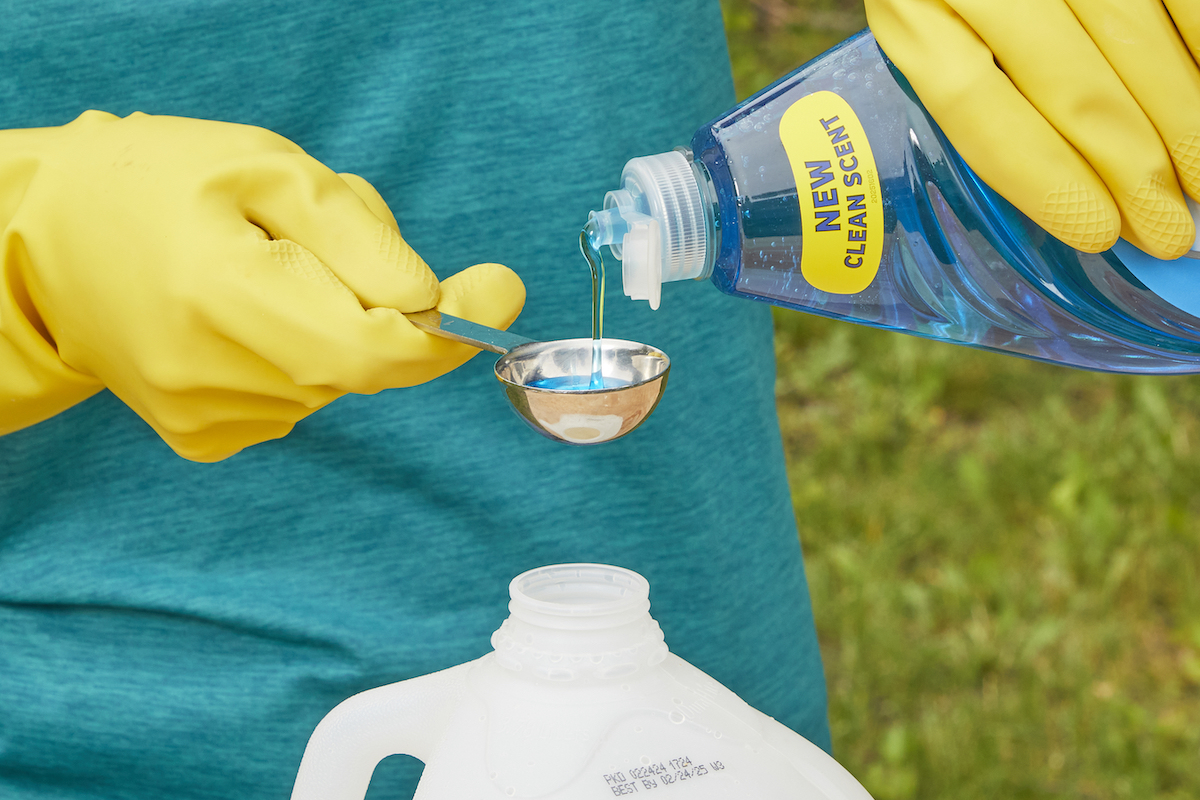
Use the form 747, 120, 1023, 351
688, 153, 720, 282
490, 564, 668, 682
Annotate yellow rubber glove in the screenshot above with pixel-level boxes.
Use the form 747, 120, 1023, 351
865, 0, 1200, 259
0, 110, 525, 462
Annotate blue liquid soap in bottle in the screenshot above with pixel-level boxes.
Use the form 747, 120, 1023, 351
584, 29, 1200, 374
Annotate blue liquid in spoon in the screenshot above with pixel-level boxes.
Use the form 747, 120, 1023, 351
527, 374, 632, 390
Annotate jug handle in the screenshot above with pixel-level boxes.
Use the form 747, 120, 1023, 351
290, 662, 470, 800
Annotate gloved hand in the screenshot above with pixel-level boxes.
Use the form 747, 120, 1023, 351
865, 0, 1200, 259
0, 110, 526, 462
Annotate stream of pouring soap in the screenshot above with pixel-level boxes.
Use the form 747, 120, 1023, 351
525, 227, 611, 390
581, 228, 605, 389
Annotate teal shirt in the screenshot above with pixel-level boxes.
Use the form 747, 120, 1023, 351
0, 2, 830, 798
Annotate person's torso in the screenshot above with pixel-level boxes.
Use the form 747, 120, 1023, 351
0, 3, 830, 798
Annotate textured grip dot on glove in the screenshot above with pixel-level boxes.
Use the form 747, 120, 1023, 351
270, 239, 353, 298
1041, 183, 1120, 252
1126, 175, 1195, 256
1171, 132, 1200, 196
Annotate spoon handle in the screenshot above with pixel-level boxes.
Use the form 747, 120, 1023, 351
404, 309, 535, 355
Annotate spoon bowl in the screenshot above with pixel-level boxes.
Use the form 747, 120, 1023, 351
405, 311, 669, 445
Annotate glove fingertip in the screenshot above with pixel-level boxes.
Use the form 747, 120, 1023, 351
1118, 179, 1197, 260
437, 263, 526, 330
378, 224, 441, 311
1037, 181, 1121, 254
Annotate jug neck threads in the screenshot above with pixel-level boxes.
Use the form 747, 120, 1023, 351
490, 564, 668, 682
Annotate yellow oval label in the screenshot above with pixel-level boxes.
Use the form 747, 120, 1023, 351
779, 91, 883, 294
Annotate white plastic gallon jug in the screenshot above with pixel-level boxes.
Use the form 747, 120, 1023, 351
290, 563, 874, 800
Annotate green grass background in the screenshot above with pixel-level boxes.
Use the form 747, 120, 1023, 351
719, 2, 1200, 797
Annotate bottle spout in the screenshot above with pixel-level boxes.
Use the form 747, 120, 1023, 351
587, 197, 663, 310
584, 206, 630, 249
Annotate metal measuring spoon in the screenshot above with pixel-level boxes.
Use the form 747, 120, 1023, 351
405, 310, 670, 445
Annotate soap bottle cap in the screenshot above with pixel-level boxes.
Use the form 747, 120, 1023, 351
588, 150, 710, 310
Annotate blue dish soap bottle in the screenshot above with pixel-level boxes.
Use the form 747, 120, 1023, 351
585, 29, 1200, 374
